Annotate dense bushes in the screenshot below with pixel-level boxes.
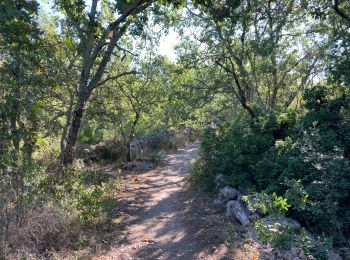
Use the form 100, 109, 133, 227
191, 86, 350, 245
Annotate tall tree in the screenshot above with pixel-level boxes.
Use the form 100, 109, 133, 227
55, 0, 157, 164
179, 0, 324, 116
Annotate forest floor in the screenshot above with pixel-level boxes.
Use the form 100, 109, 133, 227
87, 143, 261, 260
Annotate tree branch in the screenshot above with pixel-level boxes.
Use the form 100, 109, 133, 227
333, 0, 350, 24
89, 0, 151, 74
216, 61, 256, 118
95, 71, 138, 88
61, 2, 86, 42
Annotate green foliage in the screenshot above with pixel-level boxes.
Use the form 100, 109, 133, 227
284, 179, 309, 212
254, 219, 332, 259
244, 187, 331, 258
81, 170, 112, 185
188, 157, 215, 192
79, 121, 106, 144
254, 219, 295, 249
0, 0, 349, 256
148, 151, 162, 164
243, 192, 290, 217
50, 160, 119, 226
198, 110, 297, 191
196, 86, 350, 245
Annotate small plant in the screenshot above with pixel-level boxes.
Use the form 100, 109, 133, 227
242, 192, 290, 217
148, 152, 162, 164
284, 179, 309, 212
82, 170, 111, 185
254, 219, 332, 259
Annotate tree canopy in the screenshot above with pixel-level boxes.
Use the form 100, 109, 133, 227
1, 0, 350, 258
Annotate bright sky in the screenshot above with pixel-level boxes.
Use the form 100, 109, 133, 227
157, 29, 179, 61
37, 0, 179, 61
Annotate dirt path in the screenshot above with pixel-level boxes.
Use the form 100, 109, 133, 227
95, 144, 235, 260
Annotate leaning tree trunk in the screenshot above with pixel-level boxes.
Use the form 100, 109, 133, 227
62, 88, 90, 164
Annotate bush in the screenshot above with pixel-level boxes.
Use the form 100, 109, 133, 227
244, 192, 332, 259
195, 86, 350, 246
194, 110, 297, 191
254, 219, 332, 259
48, 160, 119, 226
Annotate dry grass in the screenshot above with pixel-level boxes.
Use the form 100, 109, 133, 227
7, 203, 81, 259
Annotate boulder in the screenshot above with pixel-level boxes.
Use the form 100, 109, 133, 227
261, 217, 301, 231
220, 186, 240, 199
214, 174, 226, 185
327, 251, 342, 260
213, 197, 229, 205
248, 213, 259, 221
339, 248, 350, 259
226, 200, 251, 226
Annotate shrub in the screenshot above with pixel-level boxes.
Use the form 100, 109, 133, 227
197, 110, 297, 191
195, 86, 350, 246
49, 160, 119, 226
244, 191, 332, 259
254, 219, 332, 259
188, 157, 215, 192
243, 192, 290, 217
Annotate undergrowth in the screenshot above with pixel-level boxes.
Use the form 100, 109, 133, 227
1, 158, 123, 259
189, 86, 350, 256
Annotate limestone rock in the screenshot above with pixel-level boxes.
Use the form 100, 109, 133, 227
215, 174, 226, 184
226, 200, 251, 226
262, 217, 301, 231
213, 197, 229, 205
327, 251, 342, 260
220, 186, 240, 199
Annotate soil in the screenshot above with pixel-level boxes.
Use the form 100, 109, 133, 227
92, 143, 261, 260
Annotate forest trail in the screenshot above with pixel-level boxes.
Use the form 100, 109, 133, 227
94, 143, 234, 260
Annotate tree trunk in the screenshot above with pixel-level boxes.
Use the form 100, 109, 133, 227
62, 88, 90, 164
126, 141, 132, 161
270, 54, 278, 109
60, 91, 74, 156
126, 111, 140, 162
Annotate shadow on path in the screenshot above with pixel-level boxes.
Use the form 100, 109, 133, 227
96, 143, 233, 260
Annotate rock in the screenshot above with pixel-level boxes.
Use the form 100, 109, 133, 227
226, 200, 251, 226
215, 174, 226, 184
248, 213, 259, 221
287, 247, 307, 260
220, 186, 240, 199
262, 217, 301, 231
213, 197, 229, 205
278, 218, 301, 230
339, 248, 350, 259
327, 251, 342, 260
